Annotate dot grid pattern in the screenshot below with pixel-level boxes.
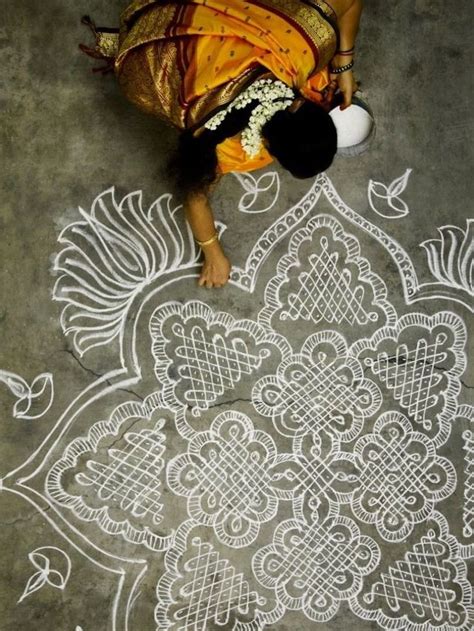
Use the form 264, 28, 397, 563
46, 213, 472, 631
359, 517, 470, 629
282, 240, 375, 325
76, 426, 165, 524
365, 335, 447, 424
174, 323, 264, 408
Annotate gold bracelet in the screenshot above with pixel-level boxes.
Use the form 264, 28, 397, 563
196, 232, 219, 247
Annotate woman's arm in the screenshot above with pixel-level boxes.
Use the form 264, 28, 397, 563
184, 184, 231, 288
336, 0, 363, 52
326, 0, 363, 109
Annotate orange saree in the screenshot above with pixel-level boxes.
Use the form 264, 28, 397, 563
108, 0, 338, 173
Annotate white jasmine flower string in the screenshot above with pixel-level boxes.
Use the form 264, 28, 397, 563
204, 78, 295, 157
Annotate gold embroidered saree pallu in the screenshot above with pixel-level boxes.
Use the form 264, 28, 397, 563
113, 0, 338, 172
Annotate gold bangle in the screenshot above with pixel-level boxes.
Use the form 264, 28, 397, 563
196, 232, 219, 247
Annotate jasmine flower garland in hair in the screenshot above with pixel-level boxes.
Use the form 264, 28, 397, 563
204, 78, 295, 157
241, 99, 293, 156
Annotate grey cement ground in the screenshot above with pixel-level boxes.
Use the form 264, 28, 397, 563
0, 1, 473, 630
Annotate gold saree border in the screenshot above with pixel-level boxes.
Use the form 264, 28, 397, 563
115, 0, 338, 130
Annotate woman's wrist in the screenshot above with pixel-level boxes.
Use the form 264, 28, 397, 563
334, 0, 362, 63
200, 238, 224, 256
195, 231, 219, 247
331, 51, 354, 68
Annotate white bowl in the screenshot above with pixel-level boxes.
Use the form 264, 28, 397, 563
329, 96, 375, 157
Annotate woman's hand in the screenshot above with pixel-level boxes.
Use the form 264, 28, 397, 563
184, 184, 231, 287
326, 0, 363, 109
331, 68, 358, 110
198, 242, 231, 288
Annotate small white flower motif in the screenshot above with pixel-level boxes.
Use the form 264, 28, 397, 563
241, 99, 293, 157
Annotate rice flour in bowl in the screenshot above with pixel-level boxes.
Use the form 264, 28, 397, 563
329, 96, 375, 157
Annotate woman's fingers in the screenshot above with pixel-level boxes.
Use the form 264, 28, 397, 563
341, 90, 352, 110
327, 70, 359, 110
326, 80, 337, 100
198, 274, 226, 288
200, 273, 211, 288
197, 256, 231, 288
334, 70, 356, 110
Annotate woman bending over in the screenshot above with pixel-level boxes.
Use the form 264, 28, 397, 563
81, 0, 363, 287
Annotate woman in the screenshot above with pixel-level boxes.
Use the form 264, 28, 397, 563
81, 0, 363, 287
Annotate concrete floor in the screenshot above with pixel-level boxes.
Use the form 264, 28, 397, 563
0, 1, 473, 629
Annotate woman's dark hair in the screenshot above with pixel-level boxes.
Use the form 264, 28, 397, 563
167, 97, 337, 194
167, 101, 256, 195
262, 100, 337, 178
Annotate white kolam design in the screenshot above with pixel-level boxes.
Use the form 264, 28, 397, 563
350, 512, 473, 630
460, 405, 474, 538
46, 400, 173, 552
149, 301, 290, 420
18, 547, 71, 604
258, 213, 398, 335
0, 369, 54, 420
351, 311, 466, 447
253, 501, 380, 623
351, 411, 456, 542
252, 330, 382, 440
155, 520, 284, 630
167, 410, 299, 548
3, 171, 472, 631
232, 171, 280, 214
53, 190, 224, 358
420, 219, 474, 299
368, 169, 412, 219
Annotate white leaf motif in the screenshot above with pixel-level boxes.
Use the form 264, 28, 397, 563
0, 370, 54, 420
388, 169, 412, 197
17, 547, 72, 605
368, 169, 412, 219
7, 376, 28, 398
17, 571, 47, 604
233, 171, 280, 214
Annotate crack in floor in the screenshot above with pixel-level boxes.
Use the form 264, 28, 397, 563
1, 504, 51, 527
59, 349, 144, 401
